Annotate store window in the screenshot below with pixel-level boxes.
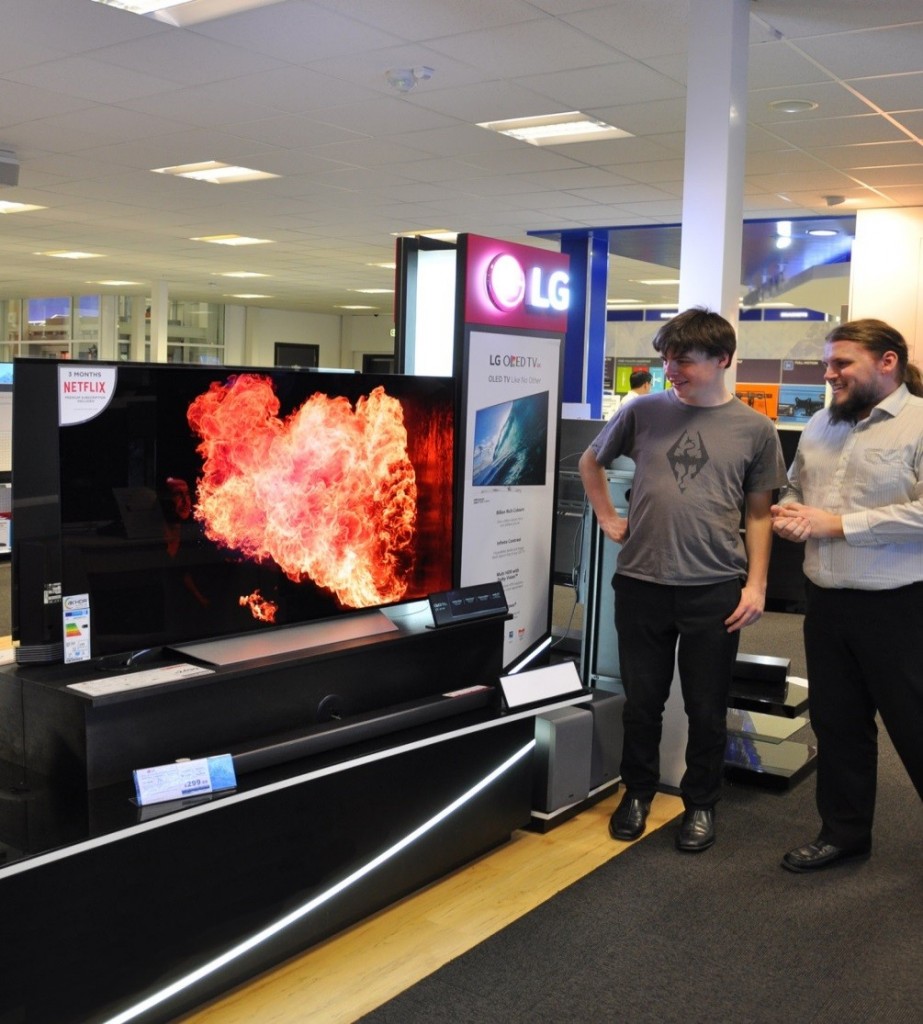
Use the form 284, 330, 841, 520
0, 296, 97, 360
117, 298, 225, 364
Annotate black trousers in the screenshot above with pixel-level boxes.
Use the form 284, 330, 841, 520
613, 574, 742, 809
803, 580, 923, 849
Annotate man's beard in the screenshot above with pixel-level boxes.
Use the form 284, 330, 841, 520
828, 381, 880, 423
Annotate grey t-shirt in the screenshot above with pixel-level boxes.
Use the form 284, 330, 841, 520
589, 391, 787, 585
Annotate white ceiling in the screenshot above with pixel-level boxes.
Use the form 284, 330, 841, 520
1, 0, 922, 315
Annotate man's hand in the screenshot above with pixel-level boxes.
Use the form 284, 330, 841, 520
724, 584, 765, 633
771, 502, 844, 541
598, 510, 628, 545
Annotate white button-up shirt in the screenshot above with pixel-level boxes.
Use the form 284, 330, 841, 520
780, 384, 923, 590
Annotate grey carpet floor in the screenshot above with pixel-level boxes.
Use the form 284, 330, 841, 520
360, 613, 922, 1024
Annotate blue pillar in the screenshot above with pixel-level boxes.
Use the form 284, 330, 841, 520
561, 230, 609, 419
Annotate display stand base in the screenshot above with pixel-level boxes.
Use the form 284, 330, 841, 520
728, 678, 809, 718
724, 678, 816, 788
527, 776, 620, 833
724, 737, 817, 789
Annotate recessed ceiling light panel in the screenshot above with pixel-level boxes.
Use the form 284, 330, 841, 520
90, 0, 287, 27
191, 234, 274, 246
0, 201, 46, 214
153, 161, 278, 184
35, 250, 102, 259
478, 112, 632, 146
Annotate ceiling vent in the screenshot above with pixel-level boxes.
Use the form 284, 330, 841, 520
0, 150, 20, 187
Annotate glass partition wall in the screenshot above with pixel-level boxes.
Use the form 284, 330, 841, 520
0, 296, 225, 364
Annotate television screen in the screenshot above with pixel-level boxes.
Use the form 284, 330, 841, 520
12, 359, 456, 663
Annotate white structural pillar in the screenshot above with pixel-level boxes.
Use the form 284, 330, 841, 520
678, 0, 749, 340
130, 295, 146, 361
660, 0, 749, 791
149, 279, 169, 363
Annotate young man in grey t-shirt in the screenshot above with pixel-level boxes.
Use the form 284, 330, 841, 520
579, 307, 787, 852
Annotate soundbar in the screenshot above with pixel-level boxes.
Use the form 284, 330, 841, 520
230, 685, 496, 775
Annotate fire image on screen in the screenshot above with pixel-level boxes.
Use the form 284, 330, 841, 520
55, 365, 455, 657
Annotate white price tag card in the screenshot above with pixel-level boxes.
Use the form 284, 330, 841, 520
68, 662, 214, 697
133, 753, 237, 807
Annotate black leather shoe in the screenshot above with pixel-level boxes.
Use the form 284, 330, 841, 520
675, 808, 715, 852
781, 840, 871, 873
609, 795, 651, 841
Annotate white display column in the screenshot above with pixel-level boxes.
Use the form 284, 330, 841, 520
678, 0, 749, 340
850, 207, 923, 360
661, 0, 749, 790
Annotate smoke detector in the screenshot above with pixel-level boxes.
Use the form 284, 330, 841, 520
385, 66, 434, 93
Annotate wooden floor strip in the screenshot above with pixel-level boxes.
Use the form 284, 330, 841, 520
179, 790, 684, 1023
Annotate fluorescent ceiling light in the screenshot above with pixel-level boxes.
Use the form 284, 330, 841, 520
351, 288, 393, 294
226, 293, 271, 299
91, 0, 190, 13
336, 304, 377, 310
0, 201, 45, 214
35, 250, 102, 259
90, 0, 286, 27
478, 112, 632, 146
153, 161, 278, 184
807, 228, 838, 237
191, 234, 274, 246
92, 280, 142, 286
631, 278, 680, 286
218, 271, 270, 278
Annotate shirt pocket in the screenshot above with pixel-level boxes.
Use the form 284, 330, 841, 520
863, 448, 904, 465
856, 447, 913, 503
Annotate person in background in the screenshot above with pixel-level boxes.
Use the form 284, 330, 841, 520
579, 307, 786, 853
772, 317, 923, 873
621, 369, 653, 406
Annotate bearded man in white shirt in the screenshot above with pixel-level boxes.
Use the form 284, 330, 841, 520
772, 318, 923, 873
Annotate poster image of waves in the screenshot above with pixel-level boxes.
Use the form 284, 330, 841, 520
472, 390, 549, 486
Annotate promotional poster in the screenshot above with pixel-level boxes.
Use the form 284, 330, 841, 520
460, 329, 562, 667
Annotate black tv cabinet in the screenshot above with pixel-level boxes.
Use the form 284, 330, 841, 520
0, 604, 589, 1023
0, 602, 507, 789
0, 706, 555, 1024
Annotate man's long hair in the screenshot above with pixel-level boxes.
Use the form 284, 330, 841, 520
826, 319, 923, 397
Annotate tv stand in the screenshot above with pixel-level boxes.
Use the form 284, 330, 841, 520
0, 605, 594, 1023
0, 602, 509, 789
1, 696, 567, 1024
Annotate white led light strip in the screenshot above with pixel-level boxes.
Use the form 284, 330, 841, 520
102, 738, 535, 1024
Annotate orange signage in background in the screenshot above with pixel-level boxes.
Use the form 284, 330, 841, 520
735, 383, 780, 420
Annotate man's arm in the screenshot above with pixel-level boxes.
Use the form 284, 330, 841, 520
578, 447, 628, 544
725, 489, 773, 633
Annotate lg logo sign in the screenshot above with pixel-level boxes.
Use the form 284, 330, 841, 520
485, 253, 570, 314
